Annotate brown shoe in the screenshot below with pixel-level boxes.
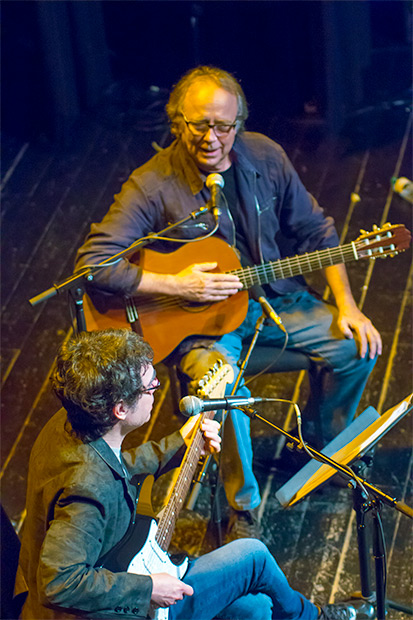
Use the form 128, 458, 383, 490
225, 507, 261, 542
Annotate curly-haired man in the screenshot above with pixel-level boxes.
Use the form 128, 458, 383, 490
16, 329, 358, 620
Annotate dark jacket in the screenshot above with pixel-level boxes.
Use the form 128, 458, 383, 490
16, 409, 185, 619
75, 132, 339, 297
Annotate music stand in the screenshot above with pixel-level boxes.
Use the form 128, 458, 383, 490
276, 394, 412, 507
275, 394, 413, 620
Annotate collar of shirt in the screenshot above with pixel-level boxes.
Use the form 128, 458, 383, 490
90, 436, 129, 480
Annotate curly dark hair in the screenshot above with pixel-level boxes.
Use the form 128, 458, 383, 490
166, 65, 249, 137
52, 329, 153, 442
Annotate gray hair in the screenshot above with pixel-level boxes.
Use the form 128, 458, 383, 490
166, 66, 248, 137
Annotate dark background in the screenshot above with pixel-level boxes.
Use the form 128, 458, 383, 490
1, 3, 412, 617
2, 0, 412, 144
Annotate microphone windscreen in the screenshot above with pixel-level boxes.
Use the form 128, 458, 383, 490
249, 284, 266, 302
179, 395, 200, 416
206, 173, 225, 189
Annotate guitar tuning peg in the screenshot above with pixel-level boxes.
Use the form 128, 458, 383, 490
372, 224, 379, 231
359, 228, 368, 235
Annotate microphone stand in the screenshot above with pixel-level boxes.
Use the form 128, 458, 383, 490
28, 203, 215, 333
238, 406, 413, 620
187, 311, 267, 546
349, 458, 413, 618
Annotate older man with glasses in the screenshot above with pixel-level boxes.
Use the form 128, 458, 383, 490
75, 66, 381, 560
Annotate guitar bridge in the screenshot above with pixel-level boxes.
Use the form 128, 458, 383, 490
125, 296, 139, 322
125, 297, 143, 335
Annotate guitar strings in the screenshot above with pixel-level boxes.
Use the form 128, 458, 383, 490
156, 425, 205, 547
155, 413, 210, 550
131, 242, 365, 315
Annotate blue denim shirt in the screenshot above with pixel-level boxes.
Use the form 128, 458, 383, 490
17, 409, 185, 619
75, 132, 339, 297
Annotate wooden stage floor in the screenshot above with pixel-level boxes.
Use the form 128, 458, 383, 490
1, 87, 412, 617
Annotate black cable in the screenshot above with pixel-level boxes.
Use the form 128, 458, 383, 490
244, 330, 289, 386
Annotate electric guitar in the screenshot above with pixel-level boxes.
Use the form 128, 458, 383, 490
83, 223, 411, 363
97, 361, 234, 620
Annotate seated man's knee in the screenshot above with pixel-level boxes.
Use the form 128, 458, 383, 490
216, 592, 272, 620
181, 347, 229, 388
329, 337, 374, 374
226, 538, 269, 559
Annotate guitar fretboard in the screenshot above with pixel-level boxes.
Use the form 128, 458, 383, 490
155, 411, 213, 552
229, 242, 358, 288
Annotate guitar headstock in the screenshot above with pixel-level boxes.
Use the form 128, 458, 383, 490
356, 223, 411, 259
197, 360, 234, 400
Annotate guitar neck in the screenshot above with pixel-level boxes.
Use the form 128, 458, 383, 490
231, 242, 358, 288
155, 411, 213, 552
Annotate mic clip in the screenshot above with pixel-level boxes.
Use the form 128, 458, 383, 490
236, 406, 256, 419
211, 205, 221, 222
189, 204, 214, 220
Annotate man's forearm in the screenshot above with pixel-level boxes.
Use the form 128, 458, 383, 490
324, 264, 358, 310
138, 270, 178, 295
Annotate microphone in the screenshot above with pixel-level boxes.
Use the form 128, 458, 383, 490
392, 177, 413, 204
206, 173, 224, 221
250, 285, 287, 334
179, 395, 276, 417
258, 296, 287, 334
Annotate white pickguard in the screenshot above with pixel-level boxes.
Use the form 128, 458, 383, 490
127, 519, 189, 620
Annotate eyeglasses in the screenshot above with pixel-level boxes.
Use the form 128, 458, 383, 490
182, 113, 238, 137
141, 377, 161, 394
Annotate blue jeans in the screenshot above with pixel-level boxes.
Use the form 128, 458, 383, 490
180, 290, 377, 510
169, 539, 318, 620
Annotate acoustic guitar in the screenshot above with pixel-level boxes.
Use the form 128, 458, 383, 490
97, 361, 234, 620
83, 223, 410, 363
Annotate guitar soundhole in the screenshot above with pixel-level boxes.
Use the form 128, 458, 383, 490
180, 300, 212, 313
